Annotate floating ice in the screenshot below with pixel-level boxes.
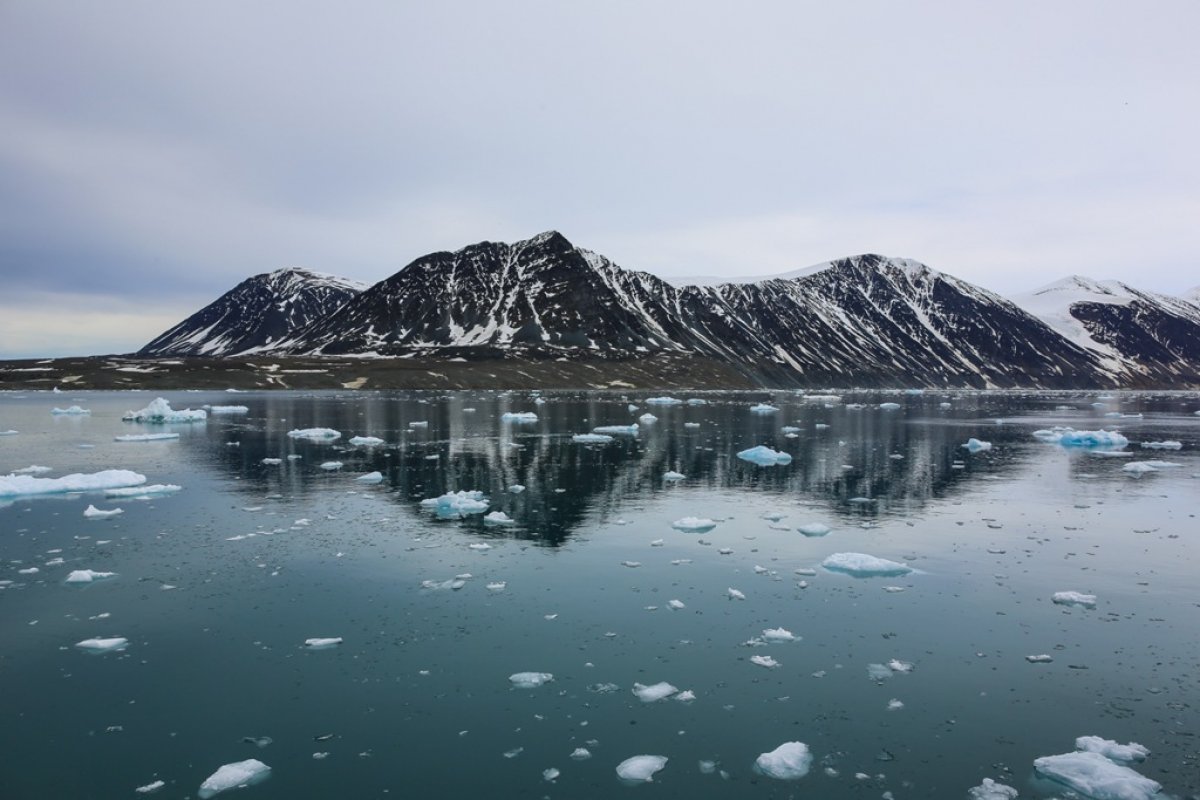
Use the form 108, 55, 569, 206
668, 599, 685, 610
737, 445, 792, 466
1033, 750, 1160, 800
727, 588, 745, 600
135, 780, 165, 794
114, 433, 179, 442
0, 430, 17, 436
1026, 654, 1053, 663
1040, 429, 1130, 449
571, 747, 592, 760
420, 490, 489, 519
0, 465, 146, 496
662, 470, 686, 481
12, 465, 52, 475
879, 402, 901, 411
208, 405, 249, 415
616, 755, 668, 782
887, 699, 905, 711
484, 511, 515, 525
967, 778, 1018, 799
675, 689, 696, 702
963, 438, 993, 452
261, 458, 282, 465
83, 505, 123, 519
51, 405, 91, 415
822, 553, 913, 578
632, 682, 678, 702
542, 768, 559, 782
318, 461, 343, 470
754, 741, 812, 780
1122, 460, 1181, 476
123, 398, 206, 424
638, 413, 658, 424
750, 403, 779, 413
797, 522, 831, 537
751, 654, 780, 668
762, 627, 797, 642
572, 433, 613, 444
348, 436, 385, 446
684, 422, 700, 428
1076, 736, 1150, 763
305, 637, 343, 649
197, 759, 271, 799
508, 484, 525, 493
509, 672, 554, 688
672, 516, 716, 532
408, 420, 428, 428
1053, 591, 1097, 608
287, 428, 341, 441
66, 569, 116, 584
594, 424, 638, 435
76, 637, 128, 652
355, 471, 383, 483
468, 543, 491, 551
645, 397, 682, 406
106, 484, 181, 497
501, 412, 538, 423
486, 581, 506, 591
1140, 441, 1181, 450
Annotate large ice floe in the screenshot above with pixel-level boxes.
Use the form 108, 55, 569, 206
822, 553, 913, 577
1033, 749, 1161, 800
122, 398, 207, 424
616, 755, 667, 782
286, 427, 341, 441
0, 469, 146, 498
509, 672, 553, 688
420, 490, 489, 519
737, 445, 793, 466
754, 741, 812, 779
197, 759, 272, 798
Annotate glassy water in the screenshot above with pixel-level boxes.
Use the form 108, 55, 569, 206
1, 389, 1198, 799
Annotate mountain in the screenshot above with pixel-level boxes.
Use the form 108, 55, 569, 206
139, 268, 367, 357
1011, 276, 1200, 385
1184, 286, 1200, 306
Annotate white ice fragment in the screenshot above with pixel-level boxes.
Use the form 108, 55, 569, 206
542, 768, 559, 782
762, 627, 796, 642
207, 405, 249, 415
662, 470, 686, 481
963, 438, 993, 452
484, 511, 515, 525
638, 413, 658, 424
727, 588, 745, 600
261, 458, 282, 465
887, 699, 905, 711
83, 505, 123, 519
197, 759, 271, 798
967, 778, 1018, 799
645, 396, 682, 406
1026, 654, 1054, 663
1032, 750, 1160, 800
0, 430, 18, 435
508, 484, 525, 493
509, 672, 554, 688
1122, 460, 1181, 476
500, 412, 538, 423
632, 682, 678, 702
1140, 440, 1181, 450
879, 402, 901, 411
1075, 736, 1150, 763
304, 637, 343, 649
75, 637, 128, 652
355, 471, 383, 483
114, 433, 180, 442
348, 436, 385, 446
420, 490, 488, 519
286, 428, 341, 441
12, 465, 52, 475
1053, 591, 1097, 608
1042, 429, 1130, 449
66, 569, 116, 584
571, 748, 592, 760
407, 420, 428, 428
672, 516, 716, 532
887, 659, 914, 673
135, 779, 165, 794
616, 755, 668, 782
822, 553, 912, 578
750, 403, 779, 413
572, 433, 613, 444
122, 398, 206, 424
797, 522, 831, 537
318, 461, 343, 470
0, 469, 146, 498
675, 689, 696, 702
668, 599, 685, 610
486, 582, 506, 591
51, 405, 91, 415
754, 741, 812, 780
593, 424, 638, 435
750, 654, 780, 668
737, 445, 792, 466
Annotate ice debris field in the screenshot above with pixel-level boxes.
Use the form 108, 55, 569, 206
1, 389, 1198, 799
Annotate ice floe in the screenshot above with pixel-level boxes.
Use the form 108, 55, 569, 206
197, 759, 271, 799
761, 627, 797, 642
355, 471, 383, 483
668, 599, 685, 610
11, 465, 52, 475
967, 778, 1018, 799
83, 505, 123, 519
1053, 591, 1097, 608
318, 461, 343, 470
287, 428, 341, 441
114, 433, 179, 442
509, 672, 554, 688
616, 755, 668, 782
305, 637, 343, 649
135, 780, 165, 794
76, 637, 129, 652
754, 741, 812, 780
750, 654, 780, 668
750, 403, 779, 413
51, 405, 91, 415
963, 438, 993, 452
737, 445, 792, 466
123, 398, 206, 424
797, 522, 831, 537
727, 588, 745, 600
420, 490, 489, 519
348, 436, 385, 446
638, 413, 658, 424
1032, 750, 1160, 800
484, 511, 515, 526
66, 569, 116, 584
879, 402, 901, 411
501, 412, 538, 423
572, 433, 613, 444
571, 747, 592, 760
672, 516, 716, 532
822, 553, 913, 578
106, 484, 181, 497
207, 405, 249, 415
632, 681, 678, 702
1140, 440, 1181, 450
594, 424, 638, 435
662, 470, 686, 481
1075, 736, 1149, 763
1036, 428, 1129, 449
261, 458, 282, 465
645, 397, 682, 406
1122, 460, 1181, 476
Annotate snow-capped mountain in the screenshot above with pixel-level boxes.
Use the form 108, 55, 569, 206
1184, 286, 1200, 306
1011, 276, 1200, 385
139, 267, 367, 357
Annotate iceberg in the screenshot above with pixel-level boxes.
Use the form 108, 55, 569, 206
822, 553, 913, 578
355, 471, 384, 483
420, 490, 489, 519
672, 516, 716, 532
135, 780, 165, 794
66, 569, 116, 584
51, 406, 91, 415
963, 438, 993, 452
114, 433, 179, 442
76, 637, 129, 652
83, 504, 123, 519
727, 587, 745, 600
594, 424, 638, 435
123, 398, 206, 424
737, 445, 792, 466
500, 412, 538, 423
632, 681, 678, 702
1033, 750, 1160, 800
750, 403, 779, 413
668, 599, 685, 610
968, 778, 1018, 799
1053, 591, 1097, 608
1075, 736, 1149, 763
197, 759, 271, 799
509, 672, 553, 688
754, 741, 812, 780
797, 522, 831, 537
348, 436, 385, 446
287, 427, 341, 441
616, 755, 668, 782
1050, 429, 1130, 449
572, 433, 613, 444
304, 637, 343, 649
645, 396, 683, 406
207, 405, 249, 415
570, 747, 592, 760
106, 484, 181, 497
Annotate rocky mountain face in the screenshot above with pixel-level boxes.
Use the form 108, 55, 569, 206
139, 268, 366, 357
139, 233, 1197, 388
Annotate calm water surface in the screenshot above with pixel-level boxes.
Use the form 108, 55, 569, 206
1, 389, 1198, 799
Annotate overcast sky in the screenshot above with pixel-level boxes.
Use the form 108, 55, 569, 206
1, 1, 1197, 357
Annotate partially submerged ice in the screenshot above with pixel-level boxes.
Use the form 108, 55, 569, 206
632, 681, 678, 702
348, 436, 385, 446
197, 759, 272, 799
83, 504, 123, 519
1122, 460, 1181, 476
1053, 591, 1097, 608
123, 398, 207, 424
501, 412, 538, 423
207, 405, 249, 415
572, 433, 613, 444
1035, 428, 1129, 449
822, 553, 913, 578
115, 433, 180, 442
304, 637, 343, 649
66, 569, 116, 584
594, 424, 638, 435
286, 427, 341, 441
616, 755, 668, 782
0, 470, 146, 498
509, 672, 554, 688
672, 516, 716, 532
420, 490, 489, 519
754, 741, 812, 780
355, 471, 384, 483
1032, 750, 1160, 800
1075, 736, 1149, 763
797, 522, 831, 537
645, 396, 683, 406
967, 778, 1019, 799
51, 405, 91, 415
737, 445, 792, 466
750, 403, 779, 413
106, 484, 181, 497
963, 438, 993, 452
76, 637, 129, 653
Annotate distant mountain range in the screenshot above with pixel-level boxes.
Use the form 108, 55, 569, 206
138, 231, 1200, 388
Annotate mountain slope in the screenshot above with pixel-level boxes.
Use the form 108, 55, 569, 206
139, 268, 367, 357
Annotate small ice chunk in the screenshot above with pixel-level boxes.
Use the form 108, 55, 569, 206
822, 553, 912, 578
1055, 429, 1129, 449
1032, 750, 1160, 800
675, 689, 696, 702
12, 465, 53, 475
967, 778, 1018, 799
571, 748, 592, 760
963, 438, 992, 452
593, 424, 638, 435
135, 779, 165, 794
197, 759, 271, 798
52, 405, 91, 415
510, 672, 554, 688
304, 637, 343, 649
508, 484, 525, 493
500, 412, 538, 423
887, 659, 913, 673
1140, 440, 1181, 450
318, 461, 343, 470
355, 471, 383, 483
762, 627, 796, 642
668, 599, 685, 610
797, 522, 831, 537
879, 402, 901, 411
261, 458, 282, 465
663, 470, 686, 481
616, 755, 668, 782
83, 505, 123, 519
754, 741, 812, 780
348, 436, 385, 446
727, 587, 746, 600
887, 699, 904, 711
672, 516, 716, 532
287, 428, 341, 441
483, 511, 515, 525
1053, 591, 1097, 608
542, 768, 559, 782
638, 413, 658, 424
66, 569, 116, 584
572, 433, 613, 444
750, 654, 780, 668
1075, 736, 1150, 763
76, 637, 128, 652
632, 682, 678, 702
122, 398, 206, 424
114, 433, 180, 442
645, 396, 683, 406
1122, 460, 1181, 476
420, 490, 489, 519
486, 582, 506, 591
1026, 654, 1054, 663
407, 420, 428, 428
737, 445, 792, 466
207, 405, 249, 415
750, 403, 779, 413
